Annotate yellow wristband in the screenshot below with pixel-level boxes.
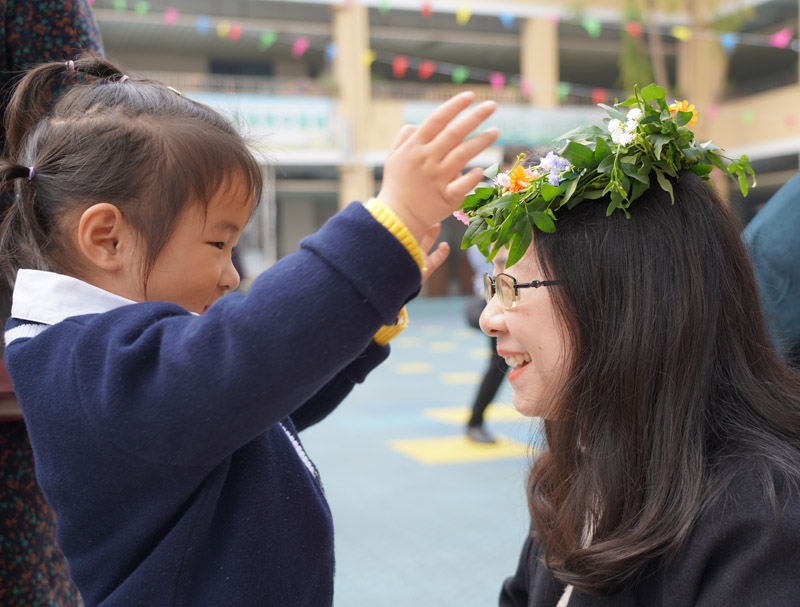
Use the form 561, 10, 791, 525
373, 307, 409, 346
363, 198, 425, 271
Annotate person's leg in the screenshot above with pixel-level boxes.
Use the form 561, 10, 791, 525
466, 337, 508, 442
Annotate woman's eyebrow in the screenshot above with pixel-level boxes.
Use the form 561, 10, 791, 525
214, 219, 241, 232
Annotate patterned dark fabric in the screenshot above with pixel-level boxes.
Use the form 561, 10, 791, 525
1, 1, 102, 604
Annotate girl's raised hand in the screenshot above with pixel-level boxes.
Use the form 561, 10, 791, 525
378, 92, 498, 243
419, 223, 449, 284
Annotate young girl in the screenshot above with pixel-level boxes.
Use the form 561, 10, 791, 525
460, 87, 800, 605
0, 55, 497, 606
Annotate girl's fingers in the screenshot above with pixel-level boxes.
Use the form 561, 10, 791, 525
441, 128, 500, 176
416, 91, 476, 143
419, 222, 442, 253
389, 124, 417, 153
444, 167, 485, 203
421, 242, 450, 284
429, 101, 497, 160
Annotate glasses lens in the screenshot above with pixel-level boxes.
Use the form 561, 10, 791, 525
483, 273, 494, 304
496, 274, 516, 309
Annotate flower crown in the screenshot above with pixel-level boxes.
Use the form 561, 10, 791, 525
455, 84, 756, 267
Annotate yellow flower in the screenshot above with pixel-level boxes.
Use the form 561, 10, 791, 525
507, 165, 531, 193
669, 100, 698, 126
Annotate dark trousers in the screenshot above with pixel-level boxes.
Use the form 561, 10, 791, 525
467, 337, 508, 427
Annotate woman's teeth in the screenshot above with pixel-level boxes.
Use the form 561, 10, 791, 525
504, 353, 531, 368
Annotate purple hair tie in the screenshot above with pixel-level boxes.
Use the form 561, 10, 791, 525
27, 166, 35, 181
66, 60, 75, 73
119, 75, 129, 84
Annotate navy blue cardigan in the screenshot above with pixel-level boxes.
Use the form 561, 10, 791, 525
5, 203, 421, 607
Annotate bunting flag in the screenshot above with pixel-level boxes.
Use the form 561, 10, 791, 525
582, 17, 602, 39
624, 21, 642, 38
378, 0, 390, 15
421, 2, 433, 19
546, 14, 560, 26
519, 76, 533, 99
769, 27, 794, 49
134, 1, 149, 16
785, 115, 797, 128
488, 72, 505, 90
112, 0, 126, 11
498, 12, 515, 30
417, 59, 435, 80
456, 6, 471, 26
451, 65, 469, 84
719, 32, 739, 54
741, 109, 755, 125
229, 23, 243, 42
557, 82, 572, 101
706, 104, 720, 120
670, 25, 692, 41
591, 87, 606, 105
292, 37, 310, 59
361, 49, 377, 67
258, 31, 277, 51
196, 15, 210, 35
324, 43, 338, 62
217, 20, 231, 38
163, 7, 180, 27
393, 56, 409, 79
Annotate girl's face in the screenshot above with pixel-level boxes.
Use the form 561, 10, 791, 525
140, 179, 253, 314
480, 244, 571, 418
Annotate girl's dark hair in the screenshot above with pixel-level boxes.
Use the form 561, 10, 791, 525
0, 53, 263, 322
528, 170, 800, 594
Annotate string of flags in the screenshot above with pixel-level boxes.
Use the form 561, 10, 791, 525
90, 0, 800, 126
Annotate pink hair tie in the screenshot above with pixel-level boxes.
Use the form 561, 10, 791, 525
66, 60, 75, 73
119, 75, 129, 84
27, 166, 35, 181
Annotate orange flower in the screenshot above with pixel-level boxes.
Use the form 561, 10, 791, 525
669, 99, 698, 126
507, 165, 531, 193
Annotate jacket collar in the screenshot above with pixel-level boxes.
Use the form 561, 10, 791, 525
11, 269, 137, 326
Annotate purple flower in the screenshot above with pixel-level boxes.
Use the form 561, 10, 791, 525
548, 171, 561, 186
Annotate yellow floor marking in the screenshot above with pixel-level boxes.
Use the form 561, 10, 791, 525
389, 435, 533, 465
393, 336, 421, 348
440, 371, 483, 385
451, 328, 478, 340
394, 362, 433, 374
468, 347, 492, 360
429, 341, 457, 354
424, 404, 525, 426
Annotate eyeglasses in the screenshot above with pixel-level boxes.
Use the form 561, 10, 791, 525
483, 272, 561, 310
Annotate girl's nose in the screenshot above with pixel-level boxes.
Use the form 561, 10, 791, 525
220, 256, 240, 292
479, 296, 505, 337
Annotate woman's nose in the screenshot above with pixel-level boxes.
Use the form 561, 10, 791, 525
479, 296, 505, 337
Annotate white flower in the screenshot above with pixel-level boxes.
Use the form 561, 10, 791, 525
625, 119, 639, 133
627, 107, 644, 121
495, 173, 511, 188
611, 130, 634, 146
608, 118, 623, 134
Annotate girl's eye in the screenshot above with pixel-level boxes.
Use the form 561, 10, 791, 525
211, 242, 225, 250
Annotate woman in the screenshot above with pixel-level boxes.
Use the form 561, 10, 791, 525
459, 86, 800, 605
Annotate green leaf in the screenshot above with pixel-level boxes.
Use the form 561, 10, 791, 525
674, 110, 694, 127
618, 95, 638, 106
475, 187, 495, 200
483, 163, 500, 179
560, 141, 597, 170
650, 134, 671, 160
620, 161, 649, 184
688, 163, 713, 179
532, 211, 556, 233
506, 217, 533, 268
640, 113, 661, 126
595, 136, 613, 162
597, 154, 616, 174
640, 83, 666, 102
462, 217, 487, 248
598, 103, 628, 121
540, 183, 563, 202
460, 193, 481, 209
654, 170, 675, 204
561, 176, 579, 205
556, 124, 606, 142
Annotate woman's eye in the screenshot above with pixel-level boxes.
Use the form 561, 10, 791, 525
211, 242, 225, 250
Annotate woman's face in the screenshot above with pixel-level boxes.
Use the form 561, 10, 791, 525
479, 244, 572, 418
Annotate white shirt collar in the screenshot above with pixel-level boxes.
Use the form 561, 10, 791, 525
11, 269, 137, 326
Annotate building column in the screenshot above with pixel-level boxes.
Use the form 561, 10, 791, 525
332, 2, 374, 208
521, 17, 559, 107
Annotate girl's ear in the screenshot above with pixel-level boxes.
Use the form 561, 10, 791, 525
76, 203, 132, 271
